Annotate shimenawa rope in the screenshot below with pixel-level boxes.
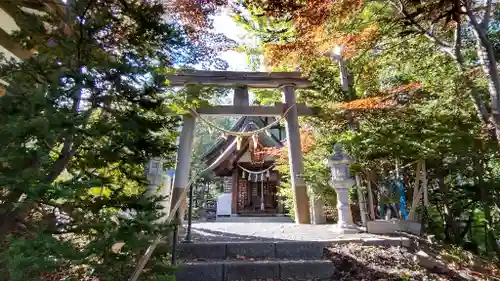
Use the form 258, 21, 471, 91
188, 104, 294, 137
237, 163, 275, 175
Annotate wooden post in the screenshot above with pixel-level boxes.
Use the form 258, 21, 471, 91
170, 115, 196, 225
409, 160, 423, 220
282, 85, 311, 224
355, 173, 367, 226
232, 168, 238, 215
422, 160, 429, 207
366, 174, 375, 220
234, 86, 249, 106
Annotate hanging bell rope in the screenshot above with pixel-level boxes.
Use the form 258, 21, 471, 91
251, 134, 259, 150
189, 104, 294, 137
236, 136, 243, 150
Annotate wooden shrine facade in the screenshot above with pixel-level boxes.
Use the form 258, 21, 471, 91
202, 116, 285, 215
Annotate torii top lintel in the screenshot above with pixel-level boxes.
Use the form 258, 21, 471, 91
165, 70, 312, 89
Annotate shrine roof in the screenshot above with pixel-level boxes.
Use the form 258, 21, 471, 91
202, 116, 284, 168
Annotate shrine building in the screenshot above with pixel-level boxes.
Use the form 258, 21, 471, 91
202, 116, 287, 216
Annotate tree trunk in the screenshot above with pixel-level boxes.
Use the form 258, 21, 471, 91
437, 172, 459, 243
475, 159, 500, 257
472, 29, 500, 143
479, 182, 500, 257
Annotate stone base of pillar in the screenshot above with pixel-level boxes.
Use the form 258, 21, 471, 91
330, 224, 361, 234
310, 197, 326, 225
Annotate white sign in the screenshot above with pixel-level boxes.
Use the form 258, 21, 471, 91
216, 193, 232, 216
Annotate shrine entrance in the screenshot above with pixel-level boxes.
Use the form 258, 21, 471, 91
165, 71, 319, 224
235, 164, 279, 215
202, 114, 285, 216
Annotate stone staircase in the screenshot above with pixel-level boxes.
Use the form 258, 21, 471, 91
175, 241, 337, 281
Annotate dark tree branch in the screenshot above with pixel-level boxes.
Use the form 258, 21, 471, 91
459, 212, 474, 240
394, 0, 456, 58
454, 20, 463, 63
481, 0, 493, 28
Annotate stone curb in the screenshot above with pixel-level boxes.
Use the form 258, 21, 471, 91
178, 241, 331, 260
178, 237, 412, 260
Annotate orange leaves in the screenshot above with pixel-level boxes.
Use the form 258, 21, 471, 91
338, 25, 380, 59
331, 97, 394, 110
263, 43, 302, 69
258, 129, 317, 159
259, 146, 282, 157
329, 82, 422, 110
163, 0, 227, 32
387, 82, 422, 94
255, 0, 377, 67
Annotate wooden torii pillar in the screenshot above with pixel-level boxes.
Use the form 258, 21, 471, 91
166, 71, 319, 224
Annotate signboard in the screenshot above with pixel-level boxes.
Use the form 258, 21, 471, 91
216, 193, 232, 216
223, 177, 233, 193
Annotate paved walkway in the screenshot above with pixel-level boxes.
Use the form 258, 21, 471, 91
183, 216, 377, 242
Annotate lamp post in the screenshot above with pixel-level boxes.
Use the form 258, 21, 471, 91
331, 45, 368, 227
333, 45, 349, 93
325, 144, 360, 233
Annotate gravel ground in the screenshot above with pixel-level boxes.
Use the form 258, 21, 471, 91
326, 243, 498, 281
221, 244, 499, 281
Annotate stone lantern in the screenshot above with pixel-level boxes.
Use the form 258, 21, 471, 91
145, 157, 164, 196
325, 144, 360, 233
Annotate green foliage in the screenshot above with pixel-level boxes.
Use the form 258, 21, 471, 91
0, 0, 230, 280
235, 0, 500, 259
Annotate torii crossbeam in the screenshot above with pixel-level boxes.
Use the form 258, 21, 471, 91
166, 70, 317, 224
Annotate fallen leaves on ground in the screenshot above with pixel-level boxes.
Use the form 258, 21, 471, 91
326, 243, 498, 281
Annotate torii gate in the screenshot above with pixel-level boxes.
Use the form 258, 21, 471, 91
165, 70, 319, 224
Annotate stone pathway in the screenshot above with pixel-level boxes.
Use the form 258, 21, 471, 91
176, 217, 414, 281
183, 216, 378, 242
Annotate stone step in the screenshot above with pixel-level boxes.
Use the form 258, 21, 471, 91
178, 241, 329, 261
174, 259, 336, 281
177, 237, 411, 261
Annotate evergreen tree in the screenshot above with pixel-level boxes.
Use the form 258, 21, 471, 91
0, 0, 229, 280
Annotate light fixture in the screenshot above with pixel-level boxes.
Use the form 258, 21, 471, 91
333, 45, 343, 56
